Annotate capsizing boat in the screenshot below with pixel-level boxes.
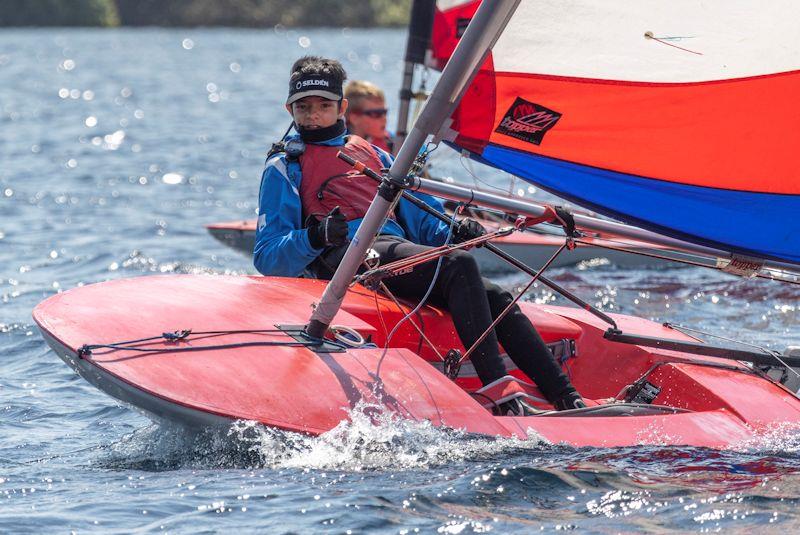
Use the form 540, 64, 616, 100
34, 0, 800, 448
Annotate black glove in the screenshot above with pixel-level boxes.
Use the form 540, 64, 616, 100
308, 206, 349, 249
453, 217, 486, 245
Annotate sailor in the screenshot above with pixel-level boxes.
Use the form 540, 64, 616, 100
254, 55, 585, 413
344, 80, 394, 154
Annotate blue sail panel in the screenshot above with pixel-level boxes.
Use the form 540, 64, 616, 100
478, 144, 800, 265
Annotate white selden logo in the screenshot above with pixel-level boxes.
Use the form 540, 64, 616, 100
296, 78, 330, 90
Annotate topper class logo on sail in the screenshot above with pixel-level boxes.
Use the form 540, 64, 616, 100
495, 97, 561, 146
296, 79, 330, 89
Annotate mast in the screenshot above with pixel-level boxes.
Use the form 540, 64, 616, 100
306, 0, 522, 338
395, 0, 436, 153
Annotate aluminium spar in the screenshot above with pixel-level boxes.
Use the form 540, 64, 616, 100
306, 0, 521, 338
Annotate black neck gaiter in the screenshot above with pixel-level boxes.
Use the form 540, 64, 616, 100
297, 119, 346, 143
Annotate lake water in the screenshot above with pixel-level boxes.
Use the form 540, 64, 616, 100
2, 27, 800, 533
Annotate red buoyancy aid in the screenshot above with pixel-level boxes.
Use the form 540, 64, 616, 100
299, 135, 387, 222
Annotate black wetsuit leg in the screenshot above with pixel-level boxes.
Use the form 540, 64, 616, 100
483, 280, 573, 401
370, 235, 508, 385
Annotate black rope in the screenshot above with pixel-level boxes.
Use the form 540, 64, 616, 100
78, 341, 311, 358
77, 328, 335, 358
84, 328, 286, 348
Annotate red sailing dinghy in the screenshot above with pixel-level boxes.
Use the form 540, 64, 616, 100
34, 0, 800, 448
32, 275, 800, 447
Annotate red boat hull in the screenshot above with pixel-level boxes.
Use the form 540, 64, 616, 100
33, 275, 800, 448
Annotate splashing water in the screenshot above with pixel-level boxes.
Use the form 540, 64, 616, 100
228, 403, 545, 472
96, 402, 544, 473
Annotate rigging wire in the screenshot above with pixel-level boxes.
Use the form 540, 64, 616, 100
373, 290, 390, 342
459, 151, 518, 195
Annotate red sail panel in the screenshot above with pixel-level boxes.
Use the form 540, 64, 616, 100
454, 68, 800, 194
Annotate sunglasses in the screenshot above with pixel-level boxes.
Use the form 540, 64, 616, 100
354, 108, 388, 118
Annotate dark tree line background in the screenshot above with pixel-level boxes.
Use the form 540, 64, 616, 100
0, 0, 412, 27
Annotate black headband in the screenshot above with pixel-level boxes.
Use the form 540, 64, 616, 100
287, 73, 343, 105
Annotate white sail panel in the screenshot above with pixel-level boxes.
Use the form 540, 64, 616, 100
492, 0, 800, 81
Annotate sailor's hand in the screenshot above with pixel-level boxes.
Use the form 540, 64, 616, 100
308, 206, 349, 249
453, 217, 487, 245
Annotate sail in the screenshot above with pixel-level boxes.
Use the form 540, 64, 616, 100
428, 1, 480, 70
433, 0, 800, 266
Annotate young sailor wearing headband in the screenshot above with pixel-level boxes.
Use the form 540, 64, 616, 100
254, 55, 585, 414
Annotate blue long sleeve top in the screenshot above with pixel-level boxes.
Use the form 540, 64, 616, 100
254, 132, 452, 277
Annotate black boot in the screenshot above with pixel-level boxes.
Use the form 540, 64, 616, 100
553, 389, 586, 411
